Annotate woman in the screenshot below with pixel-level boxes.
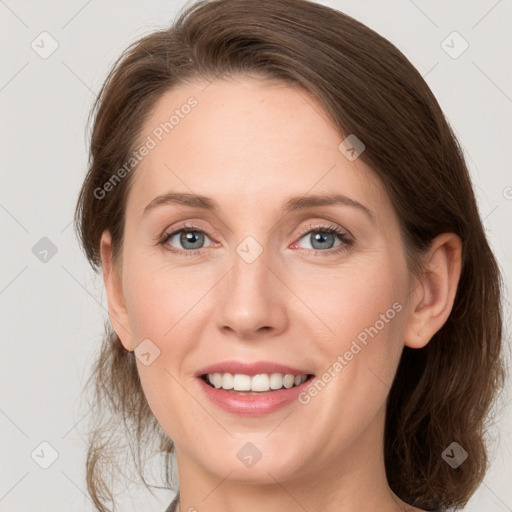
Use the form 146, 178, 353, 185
74, 0, 506, 511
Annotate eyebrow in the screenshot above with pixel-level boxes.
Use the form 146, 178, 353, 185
143, 192, 374, 221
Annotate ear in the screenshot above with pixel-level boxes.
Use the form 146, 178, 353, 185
404, 233, 462, 349
100, 230, 134, 351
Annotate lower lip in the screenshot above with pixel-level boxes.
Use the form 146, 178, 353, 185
197, 376, 313, 416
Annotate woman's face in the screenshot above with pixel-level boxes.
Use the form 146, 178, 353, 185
102, 76, 419, 488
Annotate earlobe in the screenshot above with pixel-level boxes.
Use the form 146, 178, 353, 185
404, 233, 462, 349
100, 231, 134, 351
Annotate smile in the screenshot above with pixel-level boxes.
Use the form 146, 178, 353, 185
202, 372, 309, 393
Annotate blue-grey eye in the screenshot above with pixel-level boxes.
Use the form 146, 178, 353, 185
297, 228, 344, 251
164, 229, 214, 251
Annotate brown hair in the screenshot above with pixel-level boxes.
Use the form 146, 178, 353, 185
74, 0, 507, 510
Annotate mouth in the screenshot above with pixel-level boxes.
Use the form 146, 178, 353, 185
194, 361, 316, 415
199, 372, 315, 395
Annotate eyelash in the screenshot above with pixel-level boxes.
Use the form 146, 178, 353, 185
157, 222, 354, 257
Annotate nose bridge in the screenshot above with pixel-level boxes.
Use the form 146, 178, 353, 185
215, 234, 288, 337
231, 239, 269, 296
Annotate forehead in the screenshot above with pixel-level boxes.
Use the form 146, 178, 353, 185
127, 77, 388, 221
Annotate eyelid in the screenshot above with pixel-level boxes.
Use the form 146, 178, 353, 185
158, 221, 216, 245
294, 221, 351, 239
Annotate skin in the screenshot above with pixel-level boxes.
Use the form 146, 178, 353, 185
100, 76, 462, 512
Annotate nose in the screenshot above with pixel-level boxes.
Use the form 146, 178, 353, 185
215, 247, 289, 341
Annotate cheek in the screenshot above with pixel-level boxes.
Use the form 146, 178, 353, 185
292, 252, 407, 346
122, 253, 216, 342
294, 252, 408, 411
122, 262, 216, 441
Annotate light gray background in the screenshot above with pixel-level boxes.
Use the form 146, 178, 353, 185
1, 1, 511, 511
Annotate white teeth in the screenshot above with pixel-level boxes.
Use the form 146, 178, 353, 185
251, 374, 270, 392
213, 373, 222, 389
204, 372, 309, 392
221, 373, 234, 390
233, 374, 251, 391
283, 374, 295, 388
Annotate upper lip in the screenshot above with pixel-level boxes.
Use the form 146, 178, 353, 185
195, 360, 313, 377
